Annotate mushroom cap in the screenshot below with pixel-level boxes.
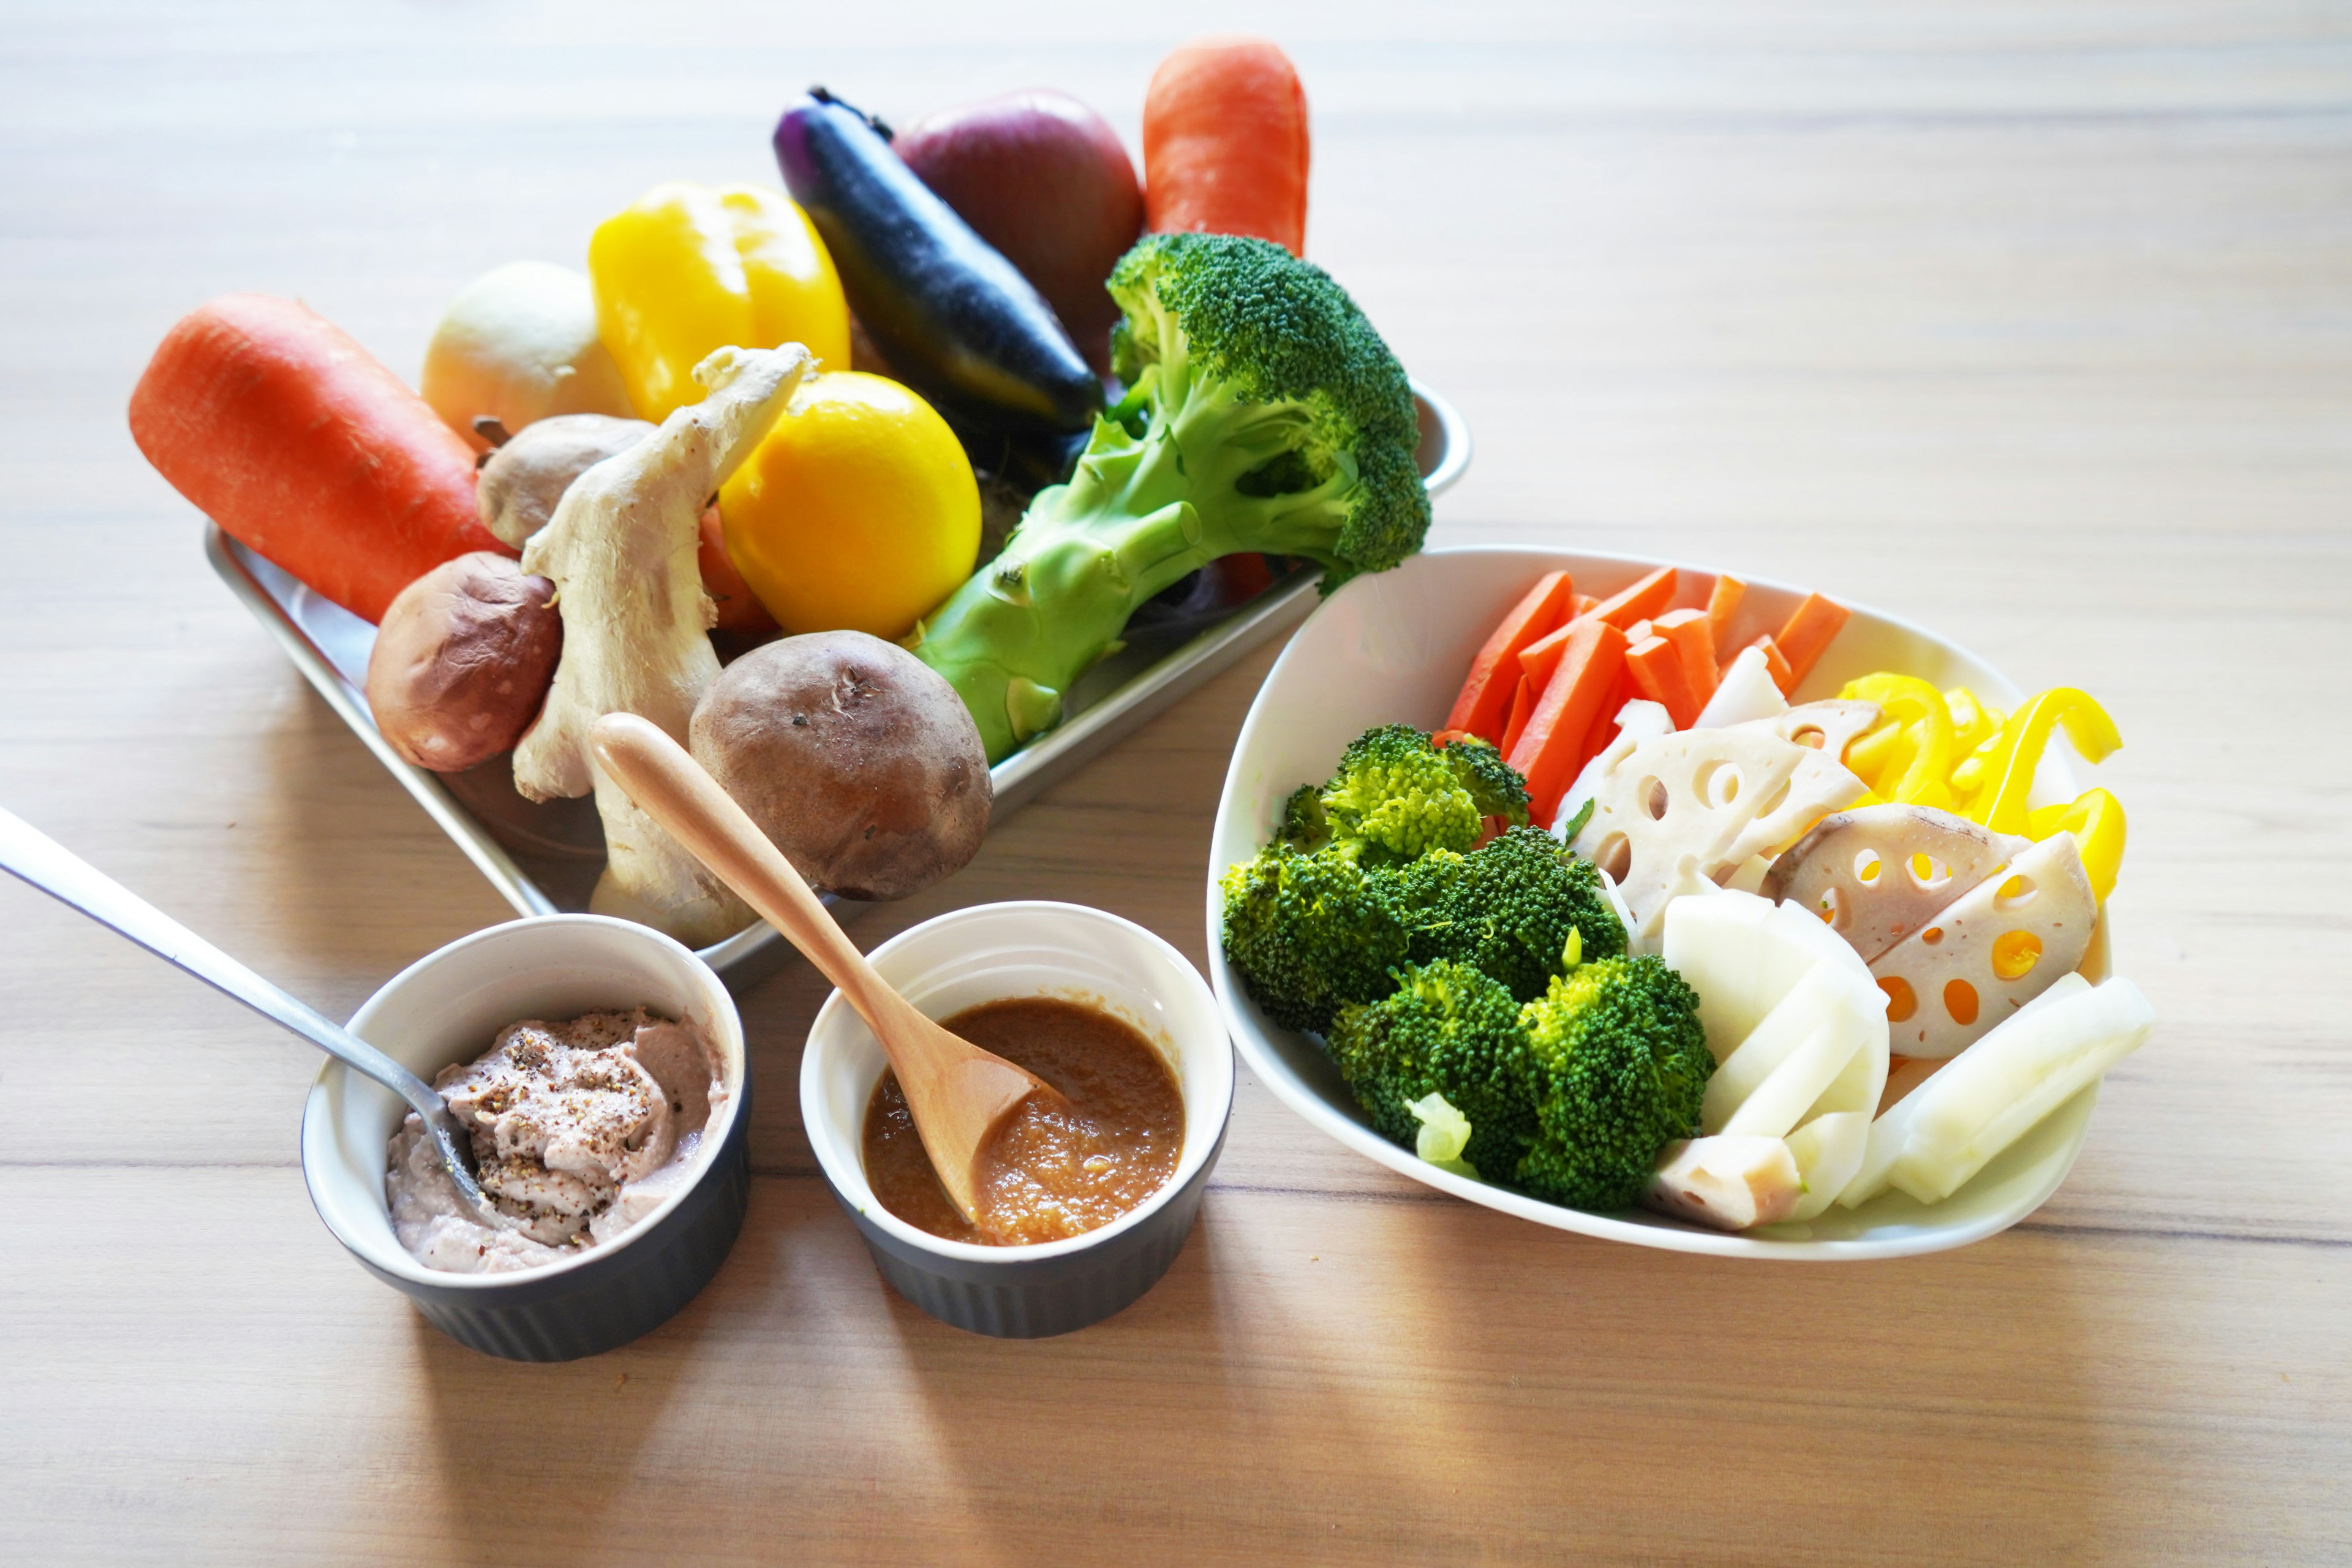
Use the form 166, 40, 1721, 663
689, 630, 991, 901
476, 412, 654, 549
363, 551, 561, 772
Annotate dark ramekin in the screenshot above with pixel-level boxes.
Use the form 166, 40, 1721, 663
801, 901, 1234, 1339
301, 915, 751, 1362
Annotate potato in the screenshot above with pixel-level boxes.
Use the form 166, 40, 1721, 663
895, 90, 1143, 375
366, 552, 562, 772
689, 631, 989, 900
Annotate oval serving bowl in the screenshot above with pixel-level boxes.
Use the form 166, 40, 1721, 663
1206, 545, 2116, 1261
303, 914, 751, 1359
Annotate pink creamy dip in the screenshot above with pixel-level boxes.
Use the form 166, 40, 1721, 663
385, 1008, 728, 1274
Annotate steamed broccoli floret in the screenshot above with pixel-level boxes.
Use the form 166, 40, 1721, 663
1397, 826, 1626, 1001
911, 233, 1431, 760
1329, 953, 1711, 1210
1513, 956, 1713, 1210
1281, 725, 1532, 864
1218, 843, 1408, 1035
1327, 960, 1537, 1182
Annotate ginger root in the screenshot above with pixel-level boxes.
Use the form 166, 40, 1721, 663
513, 344, 812, 944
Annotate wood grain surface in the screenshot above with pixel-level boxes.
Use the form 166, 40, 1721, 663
3, 2, 2347, 1562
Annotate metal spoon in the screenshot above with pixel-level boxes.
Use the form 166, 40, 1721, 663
0, 804, 509, 1227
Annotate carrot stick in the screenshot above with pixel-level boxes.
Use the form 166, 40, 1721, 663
1571, 594, 1599, 617
1626, 634, 1702, 729
1654, 608, 1719, 707
1507, 620, 1629, 825
1444, 569, 1574, 743
1143, 37, 1311, 254
1520, 568, 1677, 690
1706, 575, 1746, 648
1499, 675, 1537, 756
1571, 666, 1638, 780
1775, 592, 1851, 688
129, 295, 505, 624
1588, 565, 1676, 630
1749, 634, 1798, 695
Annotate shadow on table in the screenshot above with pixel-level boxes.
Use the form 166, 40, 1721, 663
876, 1182, 2113, 1565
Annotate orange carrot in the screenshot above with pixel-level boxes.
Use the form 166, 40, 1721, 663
1499, 675, 1537, 756
1444, 570, 1574, 743
1589, 565, 1676, 629
129, 295, 505, 624
1749, 634, 1798, 695
1571, 594, 1599, 617
1507, 619, 1629, 825
1571, 665, 1638, 780
1654, 607, 1719, 707
1143, 37, 1311, 254
1706, 574, 1746, 647
1627, 634, 1702, 729
1431, 728, 1474, 748
1774, 592, 1851, 688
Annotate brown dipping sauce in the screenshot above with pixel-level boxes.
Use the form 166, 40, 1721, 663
861, 996, 1185, 1246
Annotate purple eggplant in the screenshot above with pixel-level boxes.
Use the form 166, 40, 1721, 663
774, 88, 1102, 435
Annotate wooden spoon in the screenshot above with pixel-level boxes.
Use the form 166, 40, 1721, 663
588, 712, 1052, 1228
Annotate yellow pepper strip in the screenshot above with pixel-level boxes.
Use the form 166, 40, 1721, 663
1838, 673, 1956, 808
1959, 687, 2123, 834
1845, 719, 1904, 786
589, 183, 851, 421
2029, 788, 2127, 902
1943, 687, 2004, 755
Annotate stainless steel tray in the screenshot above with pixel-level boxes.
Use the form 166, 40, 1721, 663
207, 380, 1470, 992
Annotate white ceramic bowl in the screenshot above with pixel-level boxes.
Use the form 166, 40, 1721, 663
1207, 545, 2114, 1261
302, 914, 750, 1358
802, 902, 1233, 1336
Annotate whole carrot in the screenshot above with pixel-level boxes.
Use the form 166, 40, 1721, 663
129, 295, 505, 624
1142, 35, 1311, 255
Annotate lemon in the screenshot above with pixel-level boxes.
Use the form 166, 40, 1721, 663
717, 372, 981, 641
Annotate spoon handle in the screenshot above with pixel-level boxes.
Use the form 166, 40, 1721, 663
587, 715, 897, 1022
0, 804, 456, 1139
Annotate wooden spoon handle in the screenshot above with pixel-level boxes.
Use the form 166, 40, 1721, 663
588, 714, 893, 1024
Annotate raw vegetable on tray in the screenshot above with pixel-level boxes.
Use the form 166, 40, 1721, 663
1221, 566, 2152, 1233
128, 36, 1417, 946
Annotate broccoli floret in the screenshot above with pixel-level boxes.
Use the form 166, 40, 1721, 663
1284, 725, 1534, 865
1327, 960, 1537, 1182
1513, 956, 1713, 1210
911, 233, 1431, 760
1398, 827, 1627, 1001
1329, 952, 1709, 1209
1444, 734, 1531, 824
1218, 843, 1409, 1035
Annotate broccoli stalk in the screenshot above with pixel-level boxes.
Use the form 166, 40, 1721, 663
909, 234, 1431, 760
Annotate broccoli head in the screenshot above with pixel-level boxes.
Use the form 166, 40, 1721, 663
1283, 725, 1532, 864
911, 233, 1431, 760
1327, 960, 1537, 1182
1398, 826, 1626, 1001
1218, 842, 1409, 1035
1513, 956, 1713, 1210
1330, 952, 1709, 1210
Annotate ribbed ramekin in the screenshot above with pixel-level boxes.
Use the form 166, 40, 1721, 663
801, 901, 1232, 1338
301, 914, 750, 1361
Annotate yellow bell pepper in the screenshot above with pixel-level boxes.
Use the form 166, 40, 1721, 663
1944, 687, 2004, 756
1957, 687, 2122, 834
589, 183, 852, 421
2029, 788, 2127, 902
1838, 673, 1956, 808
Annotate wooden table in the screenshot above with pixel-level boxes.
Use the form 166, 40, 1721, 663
4, 4, 2346, 1562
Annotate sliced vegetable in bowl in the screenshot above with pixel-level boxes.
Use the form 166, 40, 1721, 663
1205, 546, 2142, 1259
